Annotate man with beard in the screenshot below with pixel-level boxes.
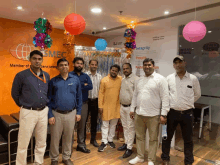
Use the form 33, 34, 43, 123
86, 60, 102, 147
118, 63, 139, 158
129, 58, 169, 165
48, 58, 82, 165
11, 50, 50, 165
70, 57, 93, 153
98, 64, 122, 152
161, 55, 201, 165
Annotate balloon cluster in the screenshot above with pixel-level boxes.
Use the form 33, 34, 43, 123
124, 28, 137, 58
33, 18, 53, 50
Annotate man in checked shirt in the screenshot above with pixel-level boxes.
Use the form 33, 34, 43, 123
86, 59, 102, 147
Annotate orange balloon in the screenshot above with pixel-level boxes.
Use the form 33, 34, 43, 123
64, 13, 86, 35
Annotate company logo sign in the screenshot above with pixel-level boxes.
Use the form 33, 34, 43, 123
136, 46, 150, 50
10, 43, 67, 61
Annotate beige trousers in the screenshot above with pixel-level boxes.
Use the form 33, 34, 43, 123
49, 110, 76, 161
16, 107, 49, 165
135, 114, 160, 163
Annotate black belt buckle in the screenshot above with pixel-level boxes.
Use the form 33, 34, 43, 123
35, 106, 46, 110
171, 108, 192, 114
53, 108, 75, 114
22, 105, 46, 111
89, 98, 98, 101
122, 104, 131, 107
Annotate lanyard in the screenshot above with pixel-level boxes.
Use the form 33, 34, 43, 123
30, 68, 47, 83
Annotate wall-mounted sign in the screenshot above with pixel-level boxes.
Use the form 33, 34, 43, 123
10, 43, 66, 61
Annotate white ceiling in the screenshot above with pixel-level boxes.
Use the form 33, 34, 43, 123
0, 0, 220, 37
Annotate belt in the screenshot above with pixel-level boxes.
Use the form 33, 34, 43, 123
170, 108, 193, 114
121, 104, 131, 107
88, 98, 98, 101
53, 109, 75, 114
22, 105, 46, 111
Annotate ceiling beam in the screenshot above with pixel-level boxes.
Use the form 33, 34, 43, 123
95, 2, 220, 34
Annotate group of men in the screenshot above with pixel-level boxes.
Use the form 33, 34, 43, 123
11, 49, 201, 165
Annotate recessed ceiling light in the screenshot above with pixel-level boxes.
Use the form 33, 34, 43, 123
17, 6, 23, 10
192, 48, 194, 49
103, 27, 106, 30
91, 8, 102, 13
208, 31, 212, 33
164, 11, 169, 15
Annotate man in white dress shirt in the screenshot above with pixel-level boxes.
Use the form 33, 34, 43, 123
129, 58, 169, 165
86, 59, 102, 147
161, 55, 201, 165
118, 63, 139, 158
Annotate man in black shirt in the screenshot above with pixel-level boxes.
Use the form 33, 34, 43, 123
11, 50, 50, 165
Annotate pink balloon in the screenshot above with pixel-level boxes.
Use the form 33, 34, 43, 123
183, 21, 207, 42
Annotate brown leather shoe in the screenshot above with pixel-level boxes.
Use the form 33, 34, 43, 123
162, 160, 170, 165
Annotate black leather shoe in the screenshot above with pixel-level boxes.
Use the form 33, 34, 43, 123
122, 149, 133, 158
90, 140, 99, 147
62, 159, 73, 165
117, 143, 127, 151
76, 146, 91, 153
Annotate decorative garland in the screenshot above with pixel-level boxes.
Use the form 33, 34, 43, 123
124, 24, 137, 58
63, 30, 75, 55
33, 18, 53, 50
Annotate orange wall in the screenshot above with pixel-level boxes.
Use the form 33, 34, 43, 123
0, 17, 100, 115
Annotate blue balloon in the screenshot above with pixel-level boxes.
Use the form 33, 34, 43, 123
95, 39, 107, 51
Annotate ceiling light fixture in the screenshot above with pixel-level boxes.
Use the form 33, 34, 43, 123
103, 27, 106, 30
131, 21, 134, 23
17, 6, 23, 10
208, 31, 212, 33
91, 8, 102, 13
164, 11, 169, 15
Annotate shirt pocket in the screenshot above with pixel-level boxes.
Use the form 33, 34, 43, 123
69, 84, 76, 94
183, 83, 194, 96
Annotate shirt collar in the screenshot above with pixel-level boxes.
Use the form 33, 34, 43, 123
145, 71, 156, 78
71, 71, 84, 76
125, 73, 133, 79
58, 73, 74, 79
108, 74, 120, 80
30, 67, 43, 76
175, 71, 189, 78
87, 71, 97, 76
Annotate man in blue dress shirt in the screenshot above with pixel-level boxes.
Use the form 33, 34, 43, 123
48, 58, 83, 165
70, 57, 93, 153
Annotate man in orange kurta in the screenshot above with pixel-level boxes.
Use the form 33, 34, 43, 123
98, 64, 122, 152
